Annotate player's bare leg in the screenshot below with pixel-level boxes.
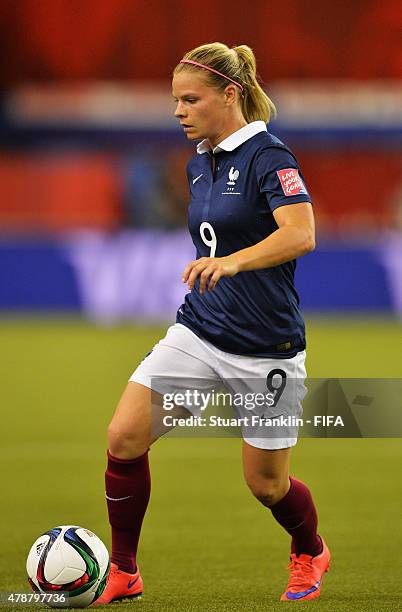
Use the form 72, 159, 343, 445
242, 441, 292, 506
242, 441, 330, 601
107, 382, 153, 459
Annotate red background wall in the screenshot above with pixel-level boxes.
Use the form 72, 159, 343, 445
0, 0, 400, 233
0, 150, 399, 233
1, 0, 401, 83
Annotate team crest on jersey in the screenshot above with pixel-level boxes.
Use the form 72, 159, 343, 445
223, 166, 241, 195
227, 167, 240, 185
277, 168, 307, 196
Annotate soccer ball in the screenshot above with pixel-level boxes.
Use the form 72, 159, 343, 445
26, 525, 109, 608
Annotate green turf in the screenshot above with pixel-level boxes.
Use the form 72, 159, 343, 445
1, 317, 401, 612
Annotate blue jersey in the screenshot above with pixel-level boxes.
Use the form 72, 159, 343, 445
176, 121, 312, 359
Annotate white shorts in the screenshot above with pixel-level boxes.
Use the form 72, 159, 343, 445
130, 323, 307, 450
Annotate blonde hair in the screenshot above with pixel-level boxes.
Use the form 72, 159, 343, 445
174, 42, 277, 124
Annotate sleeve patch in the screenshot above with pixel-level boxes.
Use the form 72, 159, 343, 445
277, 168, 308, 197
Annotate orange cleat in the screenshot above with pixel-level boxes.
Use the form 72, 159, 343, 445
280, 538, 330, 601
93, 563, 143, 606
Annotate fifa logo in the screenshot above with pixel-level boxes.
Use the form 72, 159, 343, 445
227, 166, 240, 186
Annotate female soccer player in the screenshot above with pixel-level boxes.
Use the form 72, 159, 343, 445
96, 42, 330, 605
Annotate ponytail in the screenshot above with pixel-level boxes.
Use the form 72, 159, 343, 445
234, 45, 277, 123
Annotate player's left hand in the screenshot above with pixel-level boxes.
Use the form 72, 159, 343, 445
182, 255, 240, 294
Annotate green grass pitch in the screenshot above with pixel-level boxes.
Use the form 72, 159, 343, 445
1, 316, 401, 611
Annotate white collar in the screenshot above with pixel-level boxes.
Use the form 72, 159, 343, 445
196, 120, 267, 155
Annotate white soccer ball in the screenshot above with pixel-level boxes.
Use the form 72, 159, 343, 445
26, 525, 109, 608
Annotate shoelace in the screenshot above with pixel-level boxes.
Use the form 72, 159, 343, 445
286, 556, 314, 588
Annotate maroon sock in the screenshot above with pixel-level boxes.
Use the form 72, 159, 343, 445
105, 450, 151, 573
270, 476, 322, 557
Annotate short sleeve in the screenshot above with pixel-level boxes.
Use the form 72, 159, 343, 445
255, 146, 312, 212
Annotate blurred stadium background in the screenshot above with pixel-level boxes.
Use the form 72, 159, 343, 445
1, 2, 402, 611
1, 0, 402, 318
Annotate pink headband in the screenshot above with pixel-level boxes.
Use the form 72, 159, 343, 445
179, 59, 244, 93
